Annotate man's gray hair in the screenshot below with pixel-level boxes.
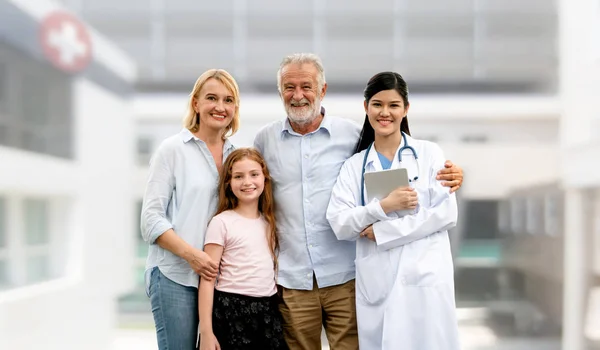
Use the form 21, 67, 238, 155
277, 53, 326, 93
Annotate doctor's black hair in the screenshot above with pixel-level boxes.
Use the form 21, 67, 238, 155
354, 71, 411, 154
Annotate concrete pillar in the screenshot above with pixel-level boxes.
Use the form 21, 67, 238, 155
558, 0, 600, 347
562, 190, 587, 350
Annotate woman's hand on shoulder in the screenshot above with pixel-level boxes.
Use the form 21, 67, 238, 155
185, 248, 218, 280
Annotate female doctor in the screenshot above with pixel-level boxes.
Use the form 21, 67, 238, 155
326, 71, 460, 350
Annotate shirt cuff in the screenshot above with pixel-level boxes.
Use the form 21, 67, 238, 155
367, 201, 389, 221
148, 222, 173, 244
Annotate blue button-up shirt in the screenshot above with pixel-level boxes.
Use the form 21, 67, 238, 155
141, 128, 234, 294
254, 109, 361, 290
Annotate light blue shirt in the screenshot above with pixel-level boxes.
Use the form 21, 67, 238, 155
254, 108, 361, 290
141, 128, 234, 294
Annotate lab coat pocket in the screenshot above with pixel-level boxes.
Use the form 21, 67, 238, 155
401, 234, 442, 287
355, 251, 397, 305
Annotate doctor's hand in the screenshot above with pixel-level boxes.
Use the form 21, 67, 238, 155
379, 186, 418, 214
360, 225, 376, 242
437, 160, 463, 193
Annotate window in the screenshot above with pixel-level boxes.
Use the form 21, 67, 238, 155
23, 199, 51, 283
0, 197, 7, 289
526, 197, 544, 235
463, 200, 501, 240
0, 62, 8, 145
0, 62, 7, 114
26, 255, 50, 284
137, 137, 153, 166
0, 197, 6, 248
21, 73, 49, 126
497, 200, 511, 234
510, 198, 526, 234
0, 41, 72, 159
461, 135, 489, 143
0, 260, 7, 290
0, 196, 68, 290
24, 199, 49, 245
544, 193, 563, 236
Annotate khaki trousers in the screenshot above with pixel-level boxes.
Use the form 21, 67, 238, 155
278, 276, 358, 350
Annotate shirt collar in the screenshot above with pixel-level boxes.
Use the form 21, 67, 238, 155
223, 138, 234, 152
179, 128, 234, 152
180, 128, 197, 143
365, 144, 381, 171
281, 106, 332, 137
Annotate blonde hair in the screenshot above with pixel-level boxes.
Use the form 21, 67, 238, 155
183, 69, 240, 138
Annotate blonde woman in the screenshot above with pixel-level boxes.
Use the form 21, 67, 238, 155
141, 69, 240, 350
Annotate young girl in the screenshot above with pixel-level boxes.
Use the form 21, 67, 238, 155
199, 148, 288, 350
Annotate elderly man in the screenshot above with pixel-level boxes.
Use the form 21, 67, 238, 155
253, 53, 463, 350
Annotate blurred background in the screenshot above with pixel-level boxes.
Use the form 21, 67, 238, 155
0, 0, 599, 349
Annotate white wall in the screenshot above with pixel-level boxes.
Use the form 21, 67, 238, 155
0, 148, 79, 195
73, 78, 136, 297
440, 143, 559, 199
0, 79, 135, 350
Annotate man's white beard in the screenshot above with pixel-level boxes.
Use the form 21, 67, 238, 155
285, 96, 322, 126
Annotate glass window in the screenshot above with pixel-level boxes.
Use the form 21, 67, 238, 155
137, 136, 153, 165
526, 197, 544, 235
21, 129, 46, 154
544, 194, 562, 236
21, 73, 49, 126
0, 197, 5, 248
0, 41, 72, 159
0, 124, 7, 145
497, 200, 511, 234
24, 199, 49, 246
463, 200, 500, 240
0, 260, 8, 289
0, 62, 7, 114
26, 255, 50, 283
461, 135, 489, 143
510, 198, 526, 233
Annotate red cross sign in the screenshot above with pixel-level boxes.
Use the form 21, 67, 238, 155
39, 11, 93, 73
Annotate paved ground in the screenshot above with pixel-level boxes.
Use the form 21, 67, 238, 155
112, 307, 561, 350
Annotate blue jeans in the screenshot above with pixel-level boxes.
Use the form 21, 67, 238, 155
149, 267, 199, 350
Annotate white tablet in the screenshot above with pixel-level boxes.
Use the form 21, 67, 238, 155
364, 168, 409, 202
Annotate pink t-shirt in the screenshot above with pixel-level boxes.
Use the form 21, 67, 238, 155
204, 210, 277, 297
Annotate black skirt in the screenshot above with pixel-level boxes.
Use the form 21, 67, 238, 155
212, 289, 288, 350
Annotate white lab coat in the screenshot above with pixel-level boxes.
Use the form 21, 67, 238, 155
326, 134, 460, 350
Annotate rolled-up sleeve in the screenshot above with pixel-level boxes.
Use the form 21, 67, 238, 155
141, 144, 175, 244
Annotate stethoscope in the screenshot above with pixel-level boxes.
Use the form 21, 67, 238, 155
360, 132, 420, 206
